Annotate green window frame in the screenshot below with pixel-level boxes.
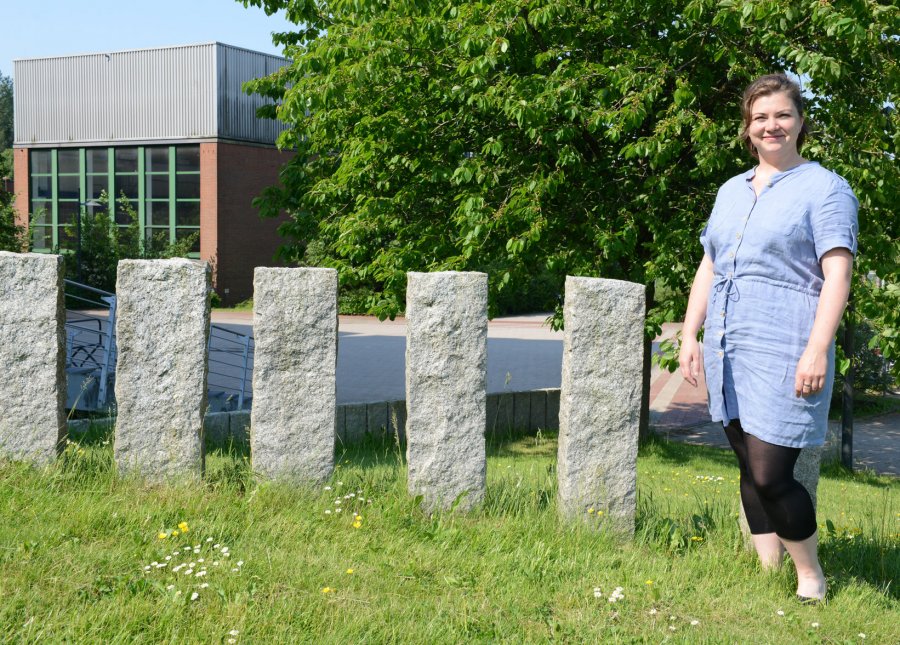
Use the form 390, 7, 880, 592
28, 145, 201, 258
28, 149, 54, 250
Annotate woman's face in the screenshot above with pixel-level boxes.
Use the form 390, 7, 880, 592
747, 91, 804, 159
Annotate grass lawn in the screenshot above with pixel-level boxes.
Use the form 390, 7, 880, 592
1, 430, 897, 643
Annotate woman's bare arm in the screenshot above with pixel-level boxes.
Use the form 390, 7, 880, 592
794, 248, 853, 397
679, 254, 715, 387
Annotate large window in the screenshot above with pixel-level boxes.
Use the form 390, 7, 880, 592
28, 145, 201, 256
29, 150, 52, 250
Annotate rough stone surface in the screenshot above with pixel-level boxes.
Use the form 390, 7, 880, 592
334, 405, 347, 442
367, 402, 389, 435
529, 390, 548, 431
388, 400, 407, 441
251, 268, 337, 482
203, 412, 231, 445
68, 417, 117, 441
231, 411, 251, 442
546, 389, 561, 431
557, 276, 645, 534
514, 392, 531, 432
486, 393, 514, 436
0, 252, 66, 464
342, 403, 367, 444
114, 259, 210, 480
406, 272, 487, 512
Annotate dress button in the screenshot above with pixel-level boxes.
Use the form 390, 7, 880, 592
720, 311, 725, 317
728, 252, 734, 258
736, 233, 742, 240
718, 330, 724, 337
727, 271, 733, 277
717, 351, 724, 358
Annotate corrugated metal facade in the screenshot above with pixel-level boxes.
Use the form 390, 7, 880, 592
14, 43, 288, 147
217, 44, 289, 144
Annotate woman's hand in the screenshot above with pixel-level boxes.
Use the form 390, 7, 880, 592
794, 248, 851, 398
679, 335, 703, 387
794, 346, 827, 397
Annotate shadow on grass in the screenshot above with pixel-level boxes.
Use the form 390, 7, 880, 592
822, 538, 900, 601
639, 432, 737, 468
820, 460, 897, 488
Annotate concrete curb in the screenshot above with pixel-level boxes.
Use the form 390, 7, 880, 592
67, 388, 563, 446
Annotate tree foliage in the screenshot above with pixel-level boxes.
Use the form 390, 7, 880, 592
0, 70, 20, 251
64, 193, 200, 293
241, 0, 898, 373
0, 184, 26, 252
0, 70, 12, 153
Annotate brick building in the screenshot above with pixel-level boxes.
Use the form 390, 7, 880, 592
12, 42, 292, 303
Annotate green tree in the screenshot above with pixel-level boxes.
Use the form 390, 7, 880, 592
64, 193, 200, 292
241, 0, 899, 380
0, 183, 26, 252
0, 69, 19, 251
0, 70, 12, 153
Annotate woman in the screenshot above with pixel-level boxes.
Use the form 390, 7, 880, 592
679, 74, 858, 603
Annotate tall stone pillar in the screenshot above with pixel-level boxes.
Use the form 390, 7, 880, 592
251, 268, 337, 482
0, 252, 66, 464
114, 259, 210, 481
406, 272, 487, 512
557, 276, 645, 534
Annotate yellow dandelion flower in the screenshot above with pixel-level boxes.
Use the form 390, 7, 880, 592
355, 515, 362, 521
178, 522, 189, 533
172, 530, 179, 537
346, 568, 354, 574
321, 586, 333, 594
158, 532, 168, 540
597, 511, 604, 516
645, 580, 653, 585
352, 521, 362, 529
587, 508, 595, 514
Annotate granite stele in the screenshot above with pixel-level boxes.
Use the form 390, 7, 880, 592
251, 267, 338, 482
0, 252, 66, 465
557, 276, 646, 534
114, 259, 210, 480
406, 271, 488, 512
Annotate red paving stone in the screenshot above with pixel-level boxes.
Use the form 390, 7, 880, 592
650, 368, 712, 429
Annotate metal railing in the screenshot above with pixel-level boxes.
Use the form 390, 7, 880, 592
207, 324, 254, 412
65, 281, 117, 411
63, 279, 254, 413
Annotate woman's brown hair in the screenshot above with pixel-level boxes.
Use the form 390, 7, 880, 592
740, 74, 809, 158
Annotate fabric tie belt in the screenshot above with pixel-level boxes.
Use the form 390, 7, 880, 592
713, 274, 740, 302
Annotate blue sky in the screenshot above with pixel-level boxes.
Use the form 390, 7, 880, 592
1, 0, 294, 77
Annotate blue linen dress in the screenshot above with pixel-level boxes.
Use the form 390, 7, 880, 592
700, 161, 858, 447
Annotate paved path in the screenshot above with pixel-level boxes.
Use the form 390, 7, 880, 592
211, 311, 899, 477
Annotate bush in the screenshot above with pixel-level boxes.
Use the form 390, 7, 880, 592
834, 319, 897, 398
62, 192, 200, 292
0, 185, 26, 252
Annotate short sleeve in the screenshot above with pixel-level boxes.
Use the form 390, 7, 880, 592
700, 222, 713, 258
700, 202, 718, 260
812, 180, 859, 261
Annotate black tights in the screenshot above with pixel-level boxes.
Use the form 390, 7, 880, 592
723, 420, 817, 541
